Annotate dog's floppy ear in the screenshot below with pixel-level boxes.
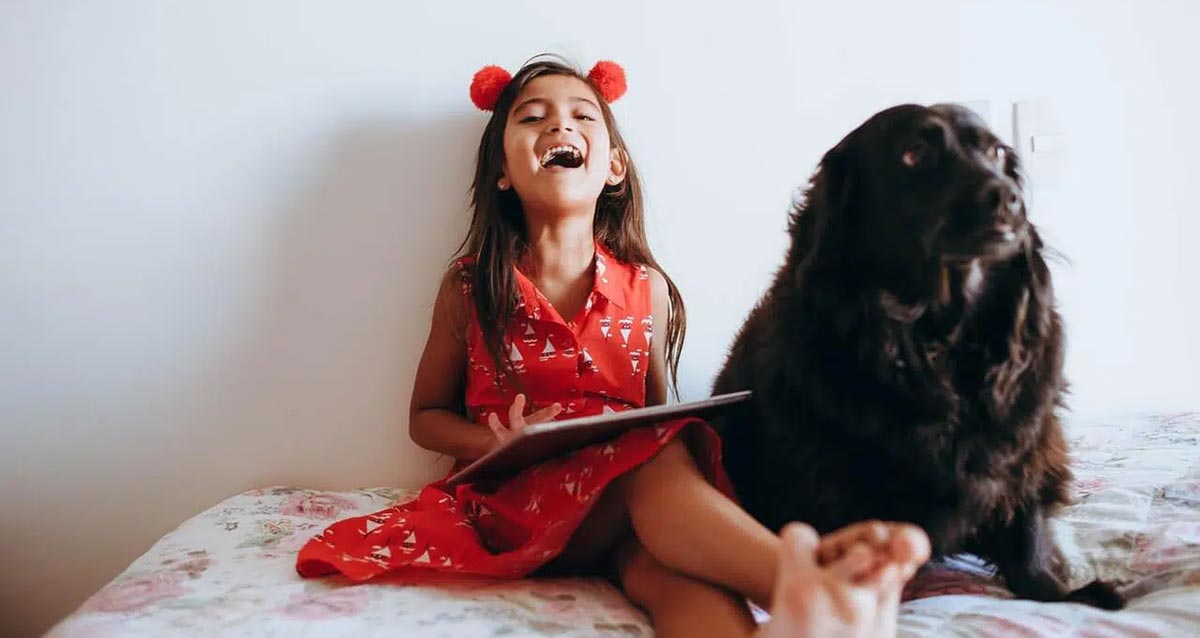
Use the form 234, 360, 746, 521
803, 142, 854, 269
987, 236, 1055, 417
817, 143, 853, 213
788, 139, 856, 287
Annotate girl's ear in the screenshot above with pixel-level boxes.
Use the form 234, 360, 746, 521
607, 148, 627, 186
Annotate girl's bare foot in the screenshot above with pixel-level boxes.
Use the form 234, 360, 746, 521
815, 520, 930, 584
756, 522, 931, 638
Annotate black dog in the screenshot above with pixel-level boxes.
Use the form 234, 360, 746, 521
711, 104, 1121, 608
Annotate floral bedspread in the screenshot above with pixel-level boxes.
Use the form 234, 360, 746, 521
48, 412, 1200, 637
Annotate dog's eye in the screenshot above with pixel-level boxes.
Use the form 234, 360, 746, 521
989, 145, 1008, 163
902, 141, 931, 168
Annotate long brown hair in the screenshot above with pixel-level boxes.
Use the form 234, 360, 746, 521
458, 55, 687, 398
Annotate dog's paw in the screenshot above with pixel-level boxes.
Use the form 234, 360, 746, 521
1066, 580, 1124, 610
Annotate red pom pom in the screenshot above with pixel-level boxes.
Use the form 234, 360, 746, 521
470, 65, 512, 111
587, 60, 627, 103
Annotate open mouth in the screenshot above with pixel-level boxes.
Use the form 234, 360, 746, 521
539, 145, 584, 169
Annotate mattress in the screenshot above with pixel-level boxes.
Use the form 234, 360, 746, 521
48, 412, 1200, 637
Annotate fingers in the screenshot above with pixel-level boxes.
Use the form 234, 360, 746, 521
525, 402, 564, 424
507, 393, 563, 429
486, 412, 509, 440
492, 395, 562, 441
508, 393, 527, 427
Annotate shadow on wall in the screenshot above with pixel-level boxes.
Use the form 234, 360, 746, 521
189, 111, 484, 495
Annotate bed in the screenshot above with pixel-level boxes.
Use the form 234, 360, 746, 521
48, 412, 1200, 637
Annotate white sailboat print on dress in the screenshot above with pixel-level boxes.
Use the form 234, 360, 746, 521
539, 337, 556, 362
579, 348, 598, 373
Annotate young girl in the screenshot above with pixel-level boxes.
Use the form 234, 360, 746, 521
296, 56, 930, 637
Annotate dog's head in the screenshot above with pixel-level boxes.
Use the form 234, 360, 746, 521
800, 104, 1031, 302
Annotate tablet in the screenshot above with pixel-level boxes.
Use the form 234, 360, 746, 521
444, 390, 752, 487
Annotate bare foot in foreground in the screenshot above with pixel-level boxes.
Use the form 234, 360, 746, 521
756, 521, 931, 638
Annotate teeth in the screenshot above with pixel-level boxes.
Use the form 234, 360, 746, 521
539, 145, 582, 167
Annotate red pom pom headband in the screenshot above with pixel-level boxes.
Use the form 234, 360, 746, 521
469, 60, 627, 112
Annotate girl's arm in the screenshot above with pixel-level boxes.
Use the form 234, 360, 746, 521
408, 270, 495, 461
645, 268, 671, 408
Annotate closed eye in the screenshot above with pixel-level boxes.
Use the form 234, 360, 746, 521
519, 115, 542, 124
576, 114, 597, 121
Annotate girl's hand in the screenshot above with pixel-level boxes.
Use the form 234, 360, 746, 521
485, 394, 563, 448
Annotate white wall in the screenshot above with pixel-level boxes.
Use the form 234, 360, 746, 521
2, 1, 1197, 635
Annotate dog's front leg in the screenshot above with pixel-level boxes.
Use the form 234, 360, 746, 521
990, 506, 1070, 602
988, 506, 1123, 609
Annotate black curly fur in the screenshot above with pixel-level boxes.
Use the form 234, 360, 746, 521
711, 104, 1122, 609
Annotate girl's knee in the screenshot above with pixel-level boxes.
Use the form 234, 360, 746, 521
618, 541, 677, 609
619, 540, 750, 625
641, 437, 696, 474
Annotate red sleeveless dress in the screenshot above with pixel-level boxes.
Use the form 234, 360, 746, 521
296, 244, 733, 580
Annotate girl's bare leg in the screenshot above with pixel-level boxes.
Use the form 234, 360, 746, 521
623, 438, 781, 607
544, 478, 757, 638
618, 538, 757, 638
553, 434, 930, 622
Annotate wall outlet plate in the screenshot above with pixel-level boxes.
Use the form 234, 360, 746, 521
1013, 98, 1062, 189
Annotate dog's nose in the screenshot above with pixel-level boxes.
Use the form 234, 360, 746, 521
1004, 191, 1022, 215
982, 181, 1022, 220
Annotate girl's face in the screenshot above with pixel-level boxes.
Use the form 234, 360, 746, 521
500, 74, 625, 218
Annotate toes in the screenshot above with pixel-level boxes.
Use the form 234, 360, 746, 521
816, 520, 889, 565
888, 524, 932, 578
780, 522, 820, 570
828, 543, 877, 581
773, 523, 823, 614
